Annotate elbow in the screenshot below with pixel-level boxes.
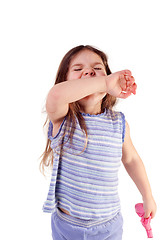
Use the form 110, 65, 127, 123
46, 87, 61, 113
122, 155, 133, 168
122, 154, 143, 170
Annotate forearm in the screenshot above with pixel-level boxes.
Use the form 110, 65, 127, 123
123, 157, 153, 200
48, 76, 107, 105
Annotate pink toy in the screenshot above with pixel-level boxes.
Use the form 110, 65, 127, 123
135, 203, 153, 238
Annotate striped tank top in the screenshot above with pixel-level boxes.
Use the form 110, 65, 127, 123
43, 109, 125, 221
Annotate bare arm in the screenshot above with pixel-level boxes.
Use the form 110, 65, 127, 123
46, 70, 136, 122
122, 121, 157, 218
46, 76, 107, 109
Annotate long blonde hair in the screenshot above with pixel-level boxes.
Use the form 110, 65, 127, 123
40, 45, 117, 174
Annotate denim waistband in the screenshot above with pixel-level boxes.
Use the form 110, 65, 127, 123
56, 208, 121, 228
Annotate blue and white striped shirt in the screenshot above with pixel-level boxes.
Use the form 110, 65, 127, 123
43, 109, 125, 220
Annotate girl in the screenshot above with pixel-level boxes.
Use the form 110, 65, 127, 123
41, 45, 156, 240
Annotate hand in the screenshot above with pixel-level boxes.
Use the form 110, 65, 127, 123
106, 70, 137, 99
143, 196, 157, 219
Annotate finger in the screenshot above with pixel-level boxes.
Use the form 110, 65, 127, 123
126, 76, 135, 87
119, 74, 127, 91
123, 69, 132, 76
117, 70, 132, 78
144, 211, 151, 218
144, 208, 151, 218
130, 83, 137, 95
151, 210, 156, 219
132, 83, 137, 95
151, 212, 154, 219
126, 82, 137, 95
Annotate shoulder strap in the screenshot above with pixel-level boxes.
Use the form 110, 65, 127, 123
120, 112, 125, 143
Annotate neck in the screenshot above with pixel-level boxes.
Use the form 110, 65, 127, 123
80, 103, 102, 115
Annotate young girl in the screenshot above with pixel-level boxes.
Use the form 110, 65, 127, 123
41, 45, 156, 240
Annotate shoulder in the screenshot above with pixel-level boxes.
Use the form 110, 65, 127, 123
123, 120, 130, 141
107, 110, 125, 129
107, 109, 124, 120
122, 120, 137, 164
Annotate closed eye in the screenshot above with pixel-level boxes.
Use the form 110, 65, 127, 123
94, 67, 102, 70
74, 69, 82, 71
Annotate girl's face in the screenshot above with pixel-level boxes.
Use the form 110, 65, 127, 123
67, 49, 107, 80
67, 50, 107, 114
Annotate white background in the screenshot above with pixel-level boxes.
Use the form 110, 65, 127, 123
0, 0, 160, 239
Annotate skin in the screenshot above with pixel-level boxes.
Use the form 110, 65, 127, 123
67, 49, 108, 115
46, 50, 157, 218
67, 50, 136, 115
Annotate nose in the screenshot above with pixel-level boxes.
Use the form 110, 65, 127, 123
83, 68, 95, 77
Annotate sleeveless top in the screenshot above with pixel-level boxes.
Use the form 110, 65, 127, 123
43, 109, 125, 220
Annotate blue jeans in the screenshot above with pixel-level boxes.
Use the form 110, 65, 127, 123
51, 208, 123, 240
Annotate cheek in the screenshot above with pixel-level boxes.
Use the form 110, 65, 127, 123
99, 71, 107, 76
67, 71, 81, 80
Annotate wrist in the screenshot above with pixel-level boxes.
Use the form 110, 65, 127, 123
104, 75, 111, 93
97, 75, 109, 93
142, 193, 153, 202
